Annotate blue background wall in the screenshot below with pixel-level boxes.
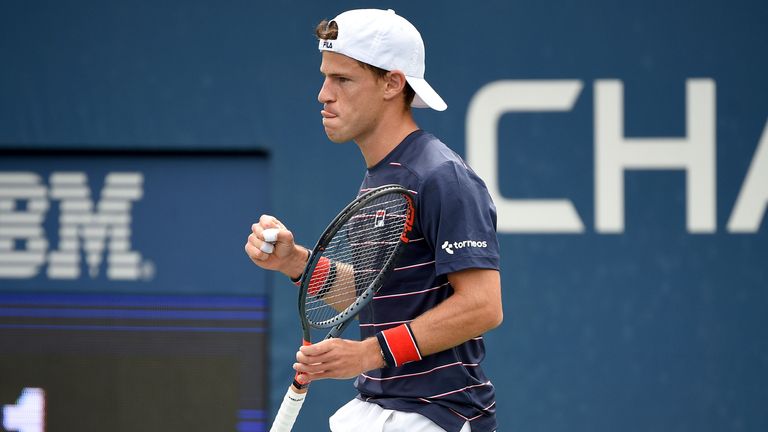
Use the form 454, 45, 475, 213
1, 0, 767, 430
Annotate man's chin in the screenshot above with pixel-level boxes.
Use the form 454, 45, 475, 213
324, 130, 350, 144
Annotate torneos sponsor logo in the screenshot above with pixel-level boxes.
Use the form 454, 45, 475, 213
0, 171, 152, 280
441, 240, 488, 255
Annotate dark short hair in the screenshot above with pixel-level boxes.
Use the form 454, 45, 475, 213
316, 19, 416, 110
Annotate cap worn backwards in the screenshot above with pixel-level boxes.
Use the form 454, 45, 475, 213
318, 9, 447, 111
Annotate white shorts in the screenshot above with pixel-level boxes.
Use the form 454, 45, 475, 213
328, 398, 471, 432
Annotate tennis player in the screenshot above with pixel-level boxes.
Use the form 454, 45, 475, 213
246, 9, 502, 432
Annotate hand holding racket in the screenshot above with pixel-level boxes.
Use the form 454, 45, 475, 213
266, 185, 415, 432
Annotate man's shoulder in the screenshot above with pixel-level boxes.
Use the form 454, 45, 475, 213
400, 131, 467, 178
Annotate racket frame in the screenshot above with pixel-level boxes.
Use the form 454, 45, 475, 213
297, 184, 415, 341
270, 184, 414, 432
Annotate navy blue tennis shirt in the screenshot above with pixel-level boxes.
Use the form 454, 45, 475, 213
355, 130, 500, 432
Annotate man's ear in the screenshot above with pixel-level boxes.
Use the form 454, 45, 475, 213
383, 70, 407, 101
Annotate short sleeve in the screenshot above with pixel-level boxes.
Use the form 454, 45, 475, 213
418, 160, 500, 276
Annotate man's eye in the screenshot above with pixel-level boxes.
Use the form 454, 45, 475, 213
337, 77, 350, 83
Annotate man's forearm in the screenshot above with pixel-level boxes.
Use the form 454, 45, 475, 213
410, 289, 502, 356
394, 269, 502, 358
284, 245, 311, 280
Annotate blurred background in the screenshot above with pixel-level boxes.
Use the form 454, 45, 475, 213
1, 0, 766, 431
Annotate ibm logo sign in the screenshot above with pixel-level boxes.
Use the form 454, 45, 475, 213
0, 171, 151, 281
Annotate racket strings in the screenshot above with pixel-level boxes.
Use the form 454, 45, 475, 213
304, 194, 409, 326
305, 246, 396, 317
305, 199, 404, 313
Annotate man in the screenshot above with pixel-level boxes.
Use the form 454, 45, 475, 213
245, 9, 502, 432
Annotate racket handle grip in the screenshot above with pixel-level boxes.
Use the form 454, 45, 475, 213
269, 385, 307, 432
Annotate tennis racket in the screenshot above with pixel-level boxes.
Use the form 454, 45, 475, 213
268, 184, 415, 432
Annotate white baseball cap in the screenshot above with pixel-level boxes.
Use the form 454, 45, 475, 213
318, 9, 447, 111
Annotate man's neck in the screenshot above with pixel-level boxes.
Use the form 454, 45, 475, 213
356, 112, 419, 168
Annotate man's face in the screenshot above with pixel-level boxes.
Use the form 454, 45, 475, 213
318, 51, 386, 143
